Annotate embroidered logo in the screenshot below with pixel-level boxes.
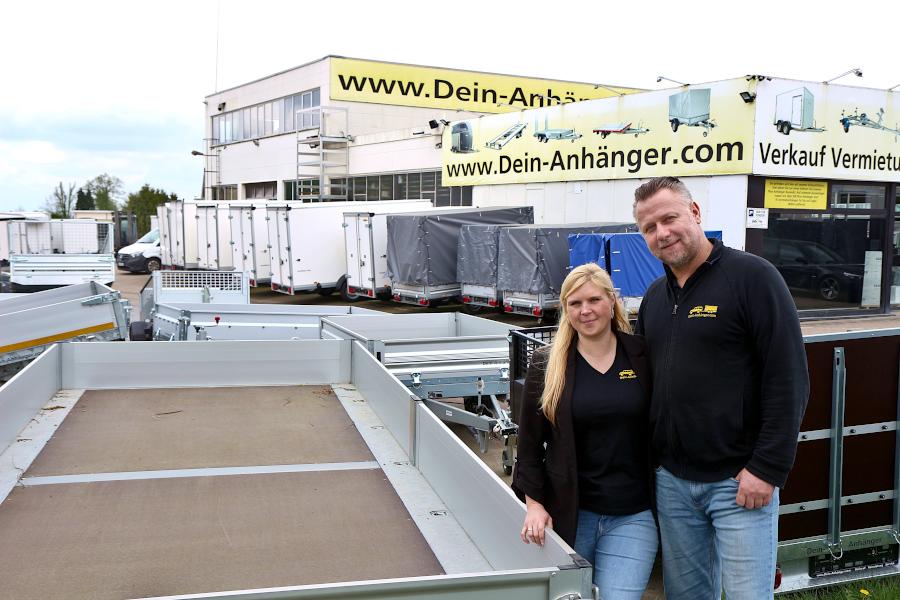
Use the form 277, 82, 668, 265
688, 305, 718, 319
619, 369, 637, 380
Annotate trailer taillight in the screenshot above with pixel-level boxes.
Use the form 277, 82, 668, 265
367, 289, 374, 297
774, 566, 782, 589
503, 304, 513, 313
348, 286, 356, 294
271, 283, 278, 291
532, 306, 543, 317
462, 296, 472, 303
418, 298, 429, 306
487, 299, 498, 307
392, 294, 401, 301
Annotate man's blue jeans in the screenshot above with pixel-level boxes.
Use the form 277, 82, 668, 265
655, 466, 779, 600
573, 508, 658, 600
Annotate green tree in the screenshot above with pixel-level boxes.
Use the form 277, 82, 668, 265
125, 184, 176, 234
43, 181, 77, 218
75, 188, 96, 211
85, 173, 124, 210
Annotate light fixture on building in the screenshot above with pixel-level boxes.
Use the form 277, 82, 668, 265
823, 68, 862, 84
217, 102, 226, 111
190, 150, 205, 156
428, 119, 450, 129
412, 129, 425, 135
656, 76, 688, 86
593, 83, 625, 96
739, 91, 756, 103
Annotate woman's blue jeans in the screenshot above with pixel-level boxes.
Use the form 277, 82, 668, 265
572, 507, 658, 600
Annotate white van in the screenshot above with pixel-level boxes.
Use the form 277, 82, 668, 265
117, 228, 162, 273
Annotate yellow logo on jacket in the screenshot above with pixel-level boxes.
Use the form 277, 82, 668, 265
619, 369, 637, 380
688, 305, 718, 319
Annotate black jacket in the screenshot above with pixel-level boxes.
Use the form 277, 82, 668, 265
635, 239, 809, 488
511, 330, 651, 547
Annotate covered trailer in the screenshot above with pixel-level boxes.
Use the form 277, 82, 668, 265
497, 223, 637, 318
159, 200, 199, 269
342, 201, 436, 301
668, 87, 716, 135
268, 200, 432, 296
457, 224, 508, 309
386, 206, 534, 306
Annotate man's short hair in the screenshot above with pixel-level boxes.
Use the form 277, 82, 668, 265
633, 177, 693, 211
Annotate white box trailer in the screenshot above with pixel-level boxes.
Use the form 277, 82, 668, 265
158, 201, 199, 269
269, 200, 433, 295
8, 220, 116, 289
0, 212, 47, 263
774, 87, 824, 135
342, 201, 435, 301
195, 202, 233, 271
226, 201, 271, 286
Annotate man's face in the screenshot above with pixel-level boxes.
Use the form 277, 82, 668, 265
634, 188, 705, 269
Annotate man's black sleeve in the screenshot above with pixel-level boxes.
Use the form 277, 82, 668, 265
741, 259, 809, 488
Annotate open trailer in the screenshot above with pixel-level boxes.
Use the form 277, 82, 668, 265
0, 339, 594, 600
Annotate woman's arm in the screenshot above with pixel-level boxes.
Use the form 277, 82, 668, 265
521, 495, 553, 546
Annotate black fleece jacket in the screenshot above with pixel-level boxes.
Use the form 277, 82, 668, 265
635, 239, 809, 488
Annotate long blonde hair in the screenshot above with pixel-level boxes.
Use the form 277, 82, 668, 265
540, 263, 631, 425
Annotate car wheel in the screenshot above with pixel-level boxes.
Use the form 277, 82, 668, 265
146, 258, 161, 273
819, 276, 841, 301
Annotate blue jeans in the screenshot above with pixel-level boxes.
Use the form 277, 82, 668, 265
655, 466, 779, 600
573, 508, 658, 600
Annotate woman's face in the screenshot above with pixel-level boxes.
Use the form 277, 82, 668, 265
565, 281, 615, 340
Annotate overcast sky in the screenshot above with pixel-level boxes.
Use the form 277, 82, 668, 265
1, 0, 897, 212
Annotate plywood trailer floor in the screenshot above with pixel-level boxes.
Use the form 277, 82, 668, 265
0, 385, 442, 600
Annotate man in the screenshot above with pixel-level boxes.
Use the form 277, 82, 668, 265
632, 177, 808, 599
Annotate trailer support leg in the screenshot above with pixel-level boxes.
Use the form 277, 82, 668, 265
827, 347, 847, 558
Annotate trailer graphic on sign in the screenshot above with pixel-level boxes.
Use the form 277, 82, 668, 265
668, 88, 717, 136
839, 107, 900, 141
773, 87, 825, 135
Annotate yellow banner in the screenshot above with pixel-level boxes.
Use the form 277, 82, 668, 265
329, 57, 638, 114
443, 79, 756, 185
763, 179, 828, 209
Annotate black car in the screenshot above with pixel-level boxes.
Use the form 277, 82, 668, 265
763, 238, 864, 302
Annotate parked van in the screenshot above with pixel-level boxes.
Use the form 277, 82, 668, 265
117, 228, 162, 273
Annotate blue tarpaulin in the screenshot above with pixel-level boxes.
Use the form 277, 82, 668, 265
568, 231, 723, 296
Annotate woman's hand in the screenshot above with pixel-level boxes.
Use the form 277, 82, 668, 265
521, 497, 553, 546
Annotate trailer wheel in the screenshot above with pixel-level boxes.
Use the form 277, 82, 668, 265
782, 122, 791, 135
670, 119, 679, 132
316, 287, 335, 297
145, 258, 161, 273
338, 280, 362, 302
129, 321, 152, 341
842, 121, 850, 133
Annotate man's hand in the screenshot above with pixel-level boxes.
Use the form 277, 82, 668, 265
734, 468, 775, 509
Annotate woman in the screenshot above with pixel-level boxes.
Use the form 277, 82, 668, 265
511, 263, 657, 599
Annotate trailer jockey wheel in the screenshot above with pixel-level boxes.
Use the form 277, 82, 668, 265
670, 119, 679, 132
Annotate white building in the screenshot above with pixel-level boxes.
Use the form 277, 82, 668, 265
200, 56, 634, 206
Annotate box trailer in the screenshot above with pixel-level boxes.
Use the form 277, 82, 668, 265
0, 212, 47, 264
510, 325, 900, 594
0, 339, 593, 600
161, 200, 199, 269
386, 206, 534, 307
668, 88, 716, 136
8, 220, 116, 289
497, 223, 636, 318
268, 200, 431, 296
195, 202, 233, 271
226, 201, 272, 286
774, 87, 825, 135
342, 201, 436, 301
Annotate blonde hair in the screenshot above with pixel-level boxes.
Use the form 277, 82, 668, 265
540, 263, 631, 425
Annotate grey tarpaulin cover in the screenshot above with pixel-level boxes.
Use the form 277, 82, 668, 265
497, 223, 637, 295
387, 207, 533, 286
456, 224, 507, 286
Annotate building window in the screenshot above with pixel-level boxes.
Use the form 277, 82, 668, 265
211, 185, 237, 201
245, 181, 276, 200
211, 87, 320, 146
749, 178, 889, 313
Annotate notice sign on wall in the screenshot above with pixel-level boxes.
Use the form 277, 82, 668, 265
763, 179, 828, 210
